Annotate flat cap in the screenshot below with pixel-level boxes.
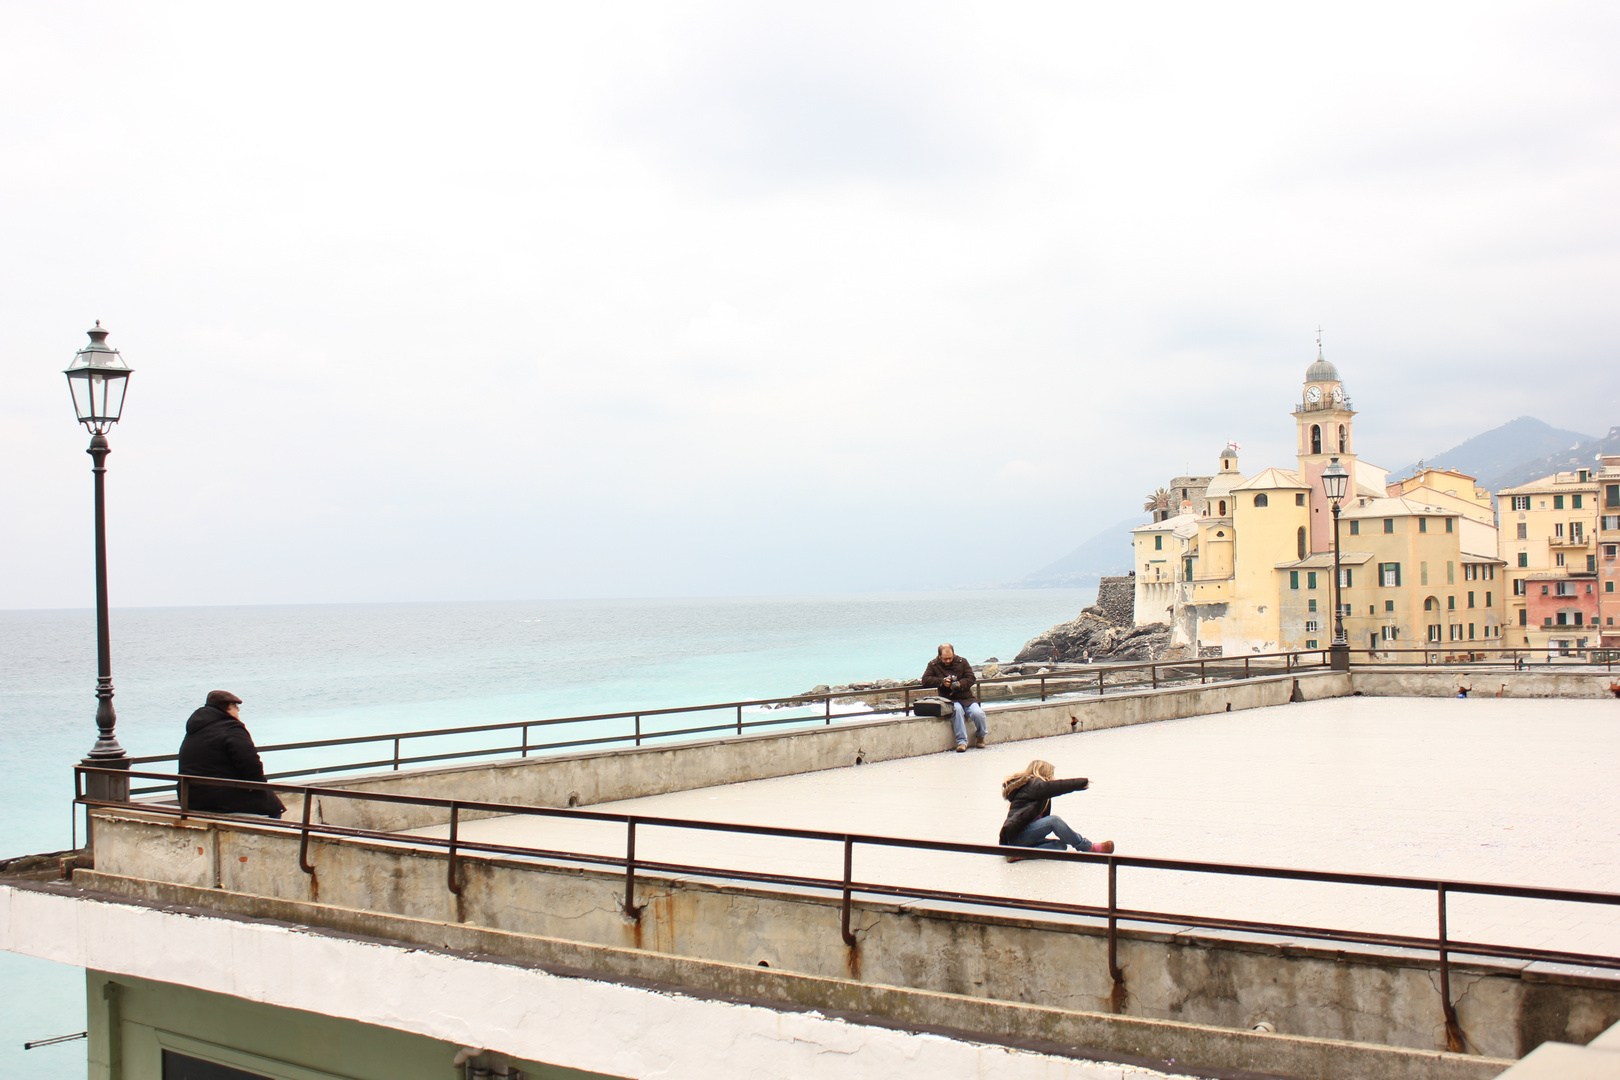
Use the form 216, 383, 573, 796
205, 690, 243, 708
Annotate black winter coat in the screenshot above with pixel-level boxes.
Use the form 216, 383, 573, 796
177, 706, 284, 817
999, 776, 1089, 845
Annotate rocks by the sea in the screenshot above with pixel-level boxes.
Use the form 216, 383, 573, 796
1014, 613, 1175, 664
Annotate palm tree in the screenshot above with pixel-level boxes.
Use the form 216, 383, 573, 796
1143, 488, 1171, 515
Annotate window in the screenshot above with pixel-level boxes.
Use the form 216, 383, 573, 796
1290, 570, 1299, 589
1368, 604, 1376, 615
1511, 495, 1531, 511
1305, 639, 1319, 649
1608, 484, 1619, 507
1557, 613, 1568, 626
1424, 596, 1437, 610
1513, 579, 1525, 595
1609, 582, 1616, 593
1419, 517, 1427, 533
1297, 526, 1307, 560
1467, 591, 1475, 608
1448, 595, 1456, 610
1339, 568, 1353, 588
1420, 561, 1429, 585
1587, 555, 1597, 572
1307, 571, 1317, 589
1308, 598, 1318, 612
1468, 623, 1475, 640
1541, 585, 1549, 595
1385, 600, 1395, 612
1379, 562, 1401, 586
1184, 558, 1194, 580
1445, 517, 1453, 533
1605, 518, 1620, 532
1311, 424, 1322, 454
1295, 492, 1305, 506
1447, 561, 1455, 584
1519, 609, 1528, 626
1254, 493, 1269, 508
1555, 553, 1565, 567
1554, 495, 1565, 510
1155, 535, 1163, 550
1338, 424, 1347, 452
1573, 494, 1583, 509
1349, 520, 1360, 535
1428, 624, 1442, 642
1517, 523, 1527, 539
1518, 552, 1528, 568
1383, 518, 1394, 534
1485, 592, 1492, 607
1555, 523, 1565, 538
1218, 500, 1227, 516
1555, 581, 1575, 596
1305, 620, 1319, 632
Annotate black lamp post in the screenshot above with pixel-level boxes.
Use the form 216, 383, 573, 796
1321, 456, 1351, 671
64, 321, 134, 804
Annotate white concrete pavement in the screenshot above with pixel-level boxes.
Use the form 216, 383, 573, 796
416, 696, 1620, 966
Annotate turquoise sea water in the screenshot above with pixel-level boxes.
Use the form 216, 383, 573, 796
0, 589, 1090, 1078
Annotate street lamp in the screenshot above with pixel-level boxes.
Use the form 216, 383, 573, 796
1321, 456, 1351, 671
64, 321, 134, 804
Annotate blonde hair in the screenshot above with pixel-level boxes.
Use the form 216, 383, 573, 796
1002, 759, 1055, 800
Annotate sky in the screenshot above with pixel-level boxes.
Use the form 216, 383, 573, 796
2, 1, 1617, 608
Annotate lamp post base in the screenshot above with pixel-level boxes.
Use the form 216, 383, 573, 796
1330, 642, 1351, 672
81, 754, 130, 804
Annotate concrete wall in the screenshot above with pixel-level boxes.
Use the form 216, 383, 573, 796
1349, 668, 1620, 699
79, 809, 1618, 1063
236, 671, 1348, 834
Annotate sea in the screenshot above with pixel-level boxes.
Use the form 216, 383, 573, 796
0, 589, 1091, 1078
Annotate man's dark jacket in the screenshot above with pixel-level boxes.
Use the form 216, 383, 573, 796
177, 706, 283, 816
921, 655, 977, 702
999, 776, 1089, 845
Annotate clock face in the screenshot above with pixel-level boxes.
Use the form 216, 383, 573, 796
1331, 386, 1344, 405
1305, 385, 1322, 404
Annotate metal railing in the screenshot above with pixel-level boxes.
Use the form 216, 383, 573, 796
77, 765, 1620, 1054
120, 651, 1335, 794
1348, 646, 1619, 669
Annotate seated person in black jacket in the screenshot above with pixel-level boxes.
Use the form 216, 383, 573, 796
999, 759, 1112, 856
177, 690, 285, 818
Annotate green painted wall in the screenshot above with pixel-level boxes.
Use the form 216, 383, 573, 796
86, 971, 620, 1080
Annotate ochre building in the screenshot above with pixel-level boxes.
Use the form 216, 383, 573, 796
1133, 352, 1503, 657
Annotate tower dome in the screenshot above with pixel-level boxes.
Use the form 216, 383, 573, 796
1305, 355, 1340, 383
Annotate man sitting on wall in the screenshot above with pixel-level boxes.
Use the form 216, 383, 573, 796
921, 643, 989, 753
177, 690, 286, 818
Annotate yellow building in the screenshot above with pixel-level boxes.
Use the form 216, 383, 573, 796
1498, 469, 1601, 655
1133, 349, 1501, 659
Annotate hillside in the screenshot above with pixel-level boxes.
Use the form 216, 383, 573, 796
1012, 516, 1139, 588
1392, 416, 1596, 490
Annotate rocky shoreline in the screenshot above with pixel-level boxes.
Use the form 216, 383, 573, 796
776, 597, 1187, 710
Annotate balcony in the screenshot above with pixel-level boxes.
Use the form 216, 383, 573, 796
1549, 533, 1593, 548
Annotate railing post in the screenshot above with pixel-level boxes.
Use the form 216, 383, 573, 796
1098, 669, 1104, 696
1040, 675, 1046, 702
635, 714, 642, 747
623, 817, 640, 921
1199, 658, 1206, 684
298, 788, 316, 875
1244, 656, 1250, 680
736, 704, 743, 735
904, 688, 911, 716
825, 694, 831, 725
521, 724, 530, 758
392, 738, 400, 771
447, 802, 462, 896
840, 836, 857, 947
1107, 856, 1125, 1012
1437, 883, 1463, 1051
1151, 663, 1158, 689
178, 775, 190, 818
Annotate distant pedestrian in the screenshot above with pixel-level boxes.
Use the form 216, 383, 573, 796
177, 691, 285, 818
921, 643, 988, 752
999, 759, 1111, 859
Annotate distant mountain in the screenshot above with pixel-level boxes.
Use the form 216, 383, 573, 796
1013, 516, 1139, 588
1486, 425, 1620, 491
1392, 417, 1596, 491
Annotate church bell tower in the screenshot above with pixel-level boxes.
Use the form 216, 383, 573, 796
1292, 339, 1358, 553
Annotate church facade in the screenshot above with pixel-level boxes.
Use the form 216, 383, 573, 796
1132, 351, 1505, 657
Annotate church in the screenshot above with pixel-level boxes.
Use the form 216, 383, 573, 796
1132, 349, 1504, 657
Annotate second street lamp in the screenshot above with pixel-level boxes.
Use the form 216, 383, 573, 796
65, 321, 135, 805
1321, 456, 1351, 671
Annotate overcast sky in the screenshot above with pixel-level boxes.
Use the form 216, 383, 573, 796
2, 2, 1617, 609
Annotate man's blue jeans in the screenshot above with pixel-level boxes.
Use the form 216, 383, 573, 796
1013, 815, 1093, 852
950, 701, 988, 745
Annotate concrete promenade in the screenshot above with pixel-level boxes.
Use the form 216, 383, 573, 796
419, 695, 1620, 966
